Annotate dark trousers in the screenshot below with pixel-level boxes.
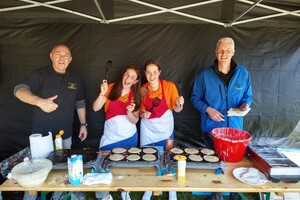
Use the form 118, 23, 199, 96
203, 132, 214, 149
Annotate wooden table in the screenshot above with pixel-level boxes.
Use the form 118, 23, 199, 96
1, 157, 300, 198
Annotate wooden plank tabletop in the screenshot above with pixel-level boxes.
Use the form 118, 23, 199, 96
1, 157, 300, 193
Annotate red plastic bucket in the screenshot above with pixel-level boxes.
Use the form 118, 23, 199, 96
210, 127, 252, 162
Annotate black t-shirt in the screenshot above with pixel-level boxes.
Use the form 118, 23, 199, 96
16, 66, 85, 139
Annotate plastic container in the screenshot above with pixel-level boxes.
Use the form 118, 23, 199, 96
55, 130, 64, 150
210, 127, 252, 162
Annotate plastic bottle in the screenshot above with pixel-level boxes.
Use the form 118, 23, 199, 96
176, 155, 187, 182
55, 130, 64, 150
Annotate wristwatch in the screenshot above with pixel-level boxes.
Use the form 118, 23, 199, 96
80, 123, 88, 127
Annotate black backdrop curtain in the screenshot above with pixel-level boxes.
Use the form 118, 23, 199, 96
1, 22, 300, 161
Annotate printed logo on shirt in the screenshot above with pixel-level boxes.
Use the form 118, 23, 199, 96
68, 82, 77, 90
234, 84, 243, 90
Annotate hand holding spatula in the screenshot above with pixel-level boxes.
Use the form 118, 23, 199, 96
177, 80, 184, 109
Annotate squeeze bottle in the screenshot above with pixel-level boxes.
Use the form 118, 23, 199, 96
55, 130, 64, 150
176, 155, 187, 182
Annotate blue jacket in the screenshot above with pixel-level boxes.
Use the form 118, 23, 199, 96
191, 64, 252, 133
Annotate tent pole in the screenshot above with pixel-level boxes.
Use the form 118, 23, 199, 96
232, 0, 263, 23
19, 0, 106, 23
0, 0, 71, 12
93, 0, 108, 23
238, 0, 300, 17
125, 0, 224, 26
233, 12, 299, 25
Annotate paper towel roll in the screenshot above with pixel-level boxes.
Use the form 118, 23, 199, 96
30, 132, 54, 158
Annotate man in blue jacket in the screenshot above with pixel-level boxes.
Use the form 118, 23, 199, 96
191, 37, 252, 149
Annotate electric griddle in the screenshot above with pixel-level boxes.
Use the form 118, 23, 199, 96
247, 143, 300, 183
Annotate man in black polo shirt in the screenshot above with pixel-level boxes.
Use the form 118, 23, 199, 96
14, 44, 88, 200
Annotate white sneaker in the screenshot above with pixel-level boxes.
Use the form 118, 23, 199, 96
121, 191, 131, 200
169, 191, 177, 200
142, 191, 152, 200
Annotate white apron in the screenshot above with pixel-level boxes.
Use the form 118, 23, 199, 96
100, 115, 136, 148
140, 109, 173, 145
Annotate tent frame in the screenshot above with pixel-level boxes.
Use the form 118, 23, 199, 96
0, 0, 299, 26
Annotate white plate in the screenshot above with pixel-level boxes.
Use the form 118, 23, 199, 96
227, 107, 251, 116
233, 167, 269, 185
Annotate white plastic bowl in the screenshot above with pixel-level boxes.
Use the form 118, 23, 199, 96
11, 158, 52, 189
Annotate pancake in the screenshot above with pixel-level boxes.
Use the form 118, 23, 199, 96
109, 154, 124, 161
232, 108, 241, 113
142, 154, 156, 161
128, 147, 141, 154
173, 155, 187, 161
126, 154, 140, 161
203, 155, 219, 163
184, 148, 199, 155
143, 148, 157, 154
189, 154, 203, 162
112, 147, 126, 154
170, 148, 184, 154
201, 148, 215, 155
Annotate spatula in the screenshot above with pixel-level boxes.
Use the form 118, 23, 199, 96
178, 80, 183, 109
149, 97, 161, 112
104, 60, 112, 80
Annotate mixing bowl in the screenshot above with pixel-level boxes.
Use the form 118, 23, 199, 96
11, 158, 52, 189
211, 127, 252, 162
